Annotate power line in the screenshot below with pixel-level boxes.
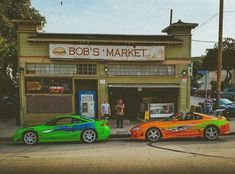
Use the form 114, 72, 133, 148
194, 10, 235, 31
195, 13, 219, 31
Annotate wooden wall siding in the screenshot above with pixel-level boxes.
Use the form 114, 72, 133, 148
26, 95, 72, 113
19, 33, 48, 57
19, 33, 189, 60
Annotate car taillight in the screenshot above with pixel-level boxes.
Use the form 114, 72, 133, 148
101, 122, 109, 126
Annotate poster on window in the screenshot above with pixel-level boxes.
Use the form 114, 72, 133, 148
26, 82, 42, 91
149, 103, 174, 118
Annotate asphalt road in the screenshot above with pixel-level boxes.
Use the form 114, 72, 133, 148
0, 135, 235, 174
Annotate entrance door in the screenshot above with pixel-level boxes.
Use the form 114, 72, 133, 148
108, 86, 179, 120
108, 87, 139, 120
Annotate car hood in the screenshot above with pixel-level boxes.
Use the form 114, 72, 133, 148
19, 124, 45, 130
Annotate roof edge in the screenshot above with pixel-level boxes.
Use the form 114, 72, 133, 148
162, 20, 198, 33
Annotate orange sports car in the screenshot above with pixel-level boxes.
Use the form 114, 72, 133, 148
130, 112, 230, 142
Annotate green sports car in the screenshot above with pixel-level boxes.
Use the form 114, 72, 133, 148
13, 115, 110, 145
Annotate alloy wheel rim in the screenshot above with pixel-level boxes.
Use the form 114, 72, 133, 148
24, 132, 37, 145
83, 130, 96, 143
205, 127, 218, 140
148, 129, 160, 142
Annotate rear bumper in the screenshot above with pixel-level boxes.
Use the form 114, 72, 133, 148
97, 126, 111, 140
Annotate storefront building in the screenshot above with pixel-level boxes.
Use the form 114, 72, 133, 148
15, 20, 198, 125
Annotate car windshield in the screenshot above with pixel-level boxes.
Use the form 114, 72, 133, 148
163, 114, 175, 121
220, 98, 232, 105
163, 114, 184, 121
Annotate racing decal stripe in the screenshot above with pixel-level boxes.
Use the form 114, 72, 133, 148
44, 122, 96, 133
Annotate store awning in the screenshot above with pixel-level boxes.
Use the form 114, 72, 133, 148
108, 83, 180, 88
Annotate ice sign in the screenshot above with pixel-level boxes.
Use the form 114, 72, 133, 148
81, 94, 93, 101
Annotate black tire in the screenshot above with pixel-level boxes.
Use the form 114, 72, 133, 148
146, 128, 161, 142
81, 129, 97, 143
204, 126, 219, 141
22, 131, 38, 145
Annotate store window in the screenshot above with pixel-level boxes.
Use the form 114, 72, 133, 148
78, 64, 97, 75
108, 65, 175, 76
26, 64, 77, 75
25, 77, 72, 94
26, 63, 97, 75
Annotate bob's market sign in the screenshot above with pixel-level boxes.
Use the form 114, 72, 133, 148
49, 44, 165, 61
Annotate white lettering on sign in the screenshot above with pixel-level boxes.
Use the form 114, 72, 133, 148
49, 44, 165, 61
99, 79, 106, 84
81, 94, 93, 101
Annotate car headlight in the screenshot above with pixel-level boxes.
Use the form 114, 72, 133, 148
133, 126, 140, 131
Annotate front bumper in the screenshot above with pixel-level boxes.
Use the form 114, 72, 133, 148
220, 123, 230, 135
130, 129, 145, 140
12, 133, 21, 144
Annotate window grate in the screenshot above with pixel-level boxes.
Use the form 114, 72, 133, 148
77, 64, 96, 75
26, 64, 97, 75
107, 65, 175, 76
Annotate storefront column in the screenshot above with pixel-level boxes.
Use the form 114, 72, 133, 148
19, 62, 26, 125
97, 79, 108, 119
180, 82, 188, 112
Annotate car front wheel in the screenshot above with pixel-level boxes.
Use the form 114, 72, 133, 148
82, 129, 97, 143
23, 131, 38, 145
146, 128, 161, 142
204, 126, 219, 141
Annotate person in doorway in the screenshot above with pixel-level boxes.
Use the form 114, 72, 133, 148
203, 94, 213, 114
101, 98, 111, 120
115, 99, 125, 128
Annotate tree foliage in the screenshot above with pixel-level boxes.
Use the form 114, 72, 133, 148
202, 38, 235, 86
0, 0, 45, 95
192, 57, 203, 82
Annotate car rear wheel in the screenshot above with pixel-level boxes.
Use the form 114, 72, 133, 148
146, 128, 161, 142
23, 131, 38, 145
82, 129, 97, 143
204, 126, 219, 141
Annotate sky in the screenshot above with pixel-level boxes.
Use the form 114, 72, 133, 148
31, 0, 235, 57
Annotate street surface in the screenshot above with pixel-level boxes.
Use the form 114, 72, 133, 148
0, 136, 235, 174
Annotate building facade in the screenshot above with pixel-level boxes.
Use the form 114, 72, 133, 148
15, 20, 198, 125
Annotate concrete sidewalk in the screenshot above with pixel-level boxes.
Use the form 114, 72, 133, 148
1, 117, 235, 141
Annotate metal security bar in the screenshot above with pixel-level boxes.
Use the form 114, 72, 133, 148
107, 65, 175, 76
78, 64, 97, 75
26, 64, 97, 75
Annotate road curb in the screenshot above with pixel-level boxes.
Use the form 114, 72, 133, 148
109, 134, 131, 139
0, 137, 12, 141
1, 132, 235, 141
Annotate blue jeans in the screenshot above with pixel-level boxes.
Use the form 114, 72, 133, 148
204, 108, 212, 114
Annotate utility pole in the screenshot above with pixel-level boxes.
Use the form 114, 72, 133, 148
216, 0, 224, 108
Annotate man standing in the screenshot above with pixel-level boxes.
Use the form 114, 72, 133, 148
203, 94, 213, 114
101, 98, 111, 120
115, 99, 125, 128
